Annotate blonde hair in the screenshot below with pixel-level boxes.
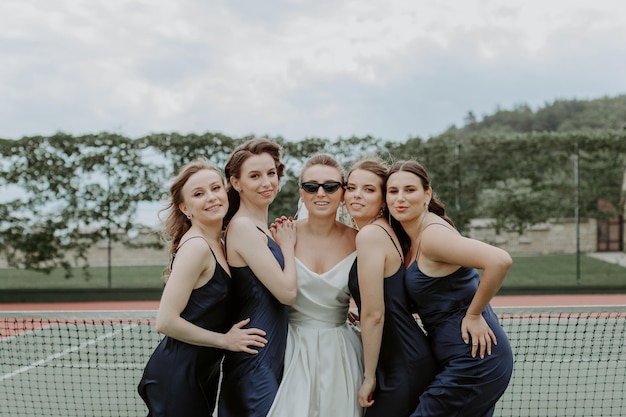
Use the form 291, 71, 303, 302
300, 153, 345, 182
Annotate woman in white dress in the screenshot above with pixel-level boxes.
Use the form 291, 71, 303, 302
267, 153, 364, 417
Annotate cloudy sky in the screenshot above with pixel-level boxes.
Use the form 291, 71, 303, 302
1, 0, 625, 143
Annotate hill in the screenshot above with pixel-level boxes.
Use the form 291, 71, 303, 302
440, 94, 626, 137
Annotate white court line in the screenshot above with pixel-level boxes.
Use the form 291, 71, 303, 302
0, 323, 137, 382
43, 362, 146, 370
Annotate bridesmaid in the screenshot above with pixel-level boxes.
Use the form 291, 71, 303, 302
138, 158, 267, 417
345, 158, 437, 416
218, 139, 298, 417
386, 160, 514, 417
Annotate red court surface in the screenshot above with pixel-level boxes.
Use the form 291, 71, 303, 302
0, 294, 624, 311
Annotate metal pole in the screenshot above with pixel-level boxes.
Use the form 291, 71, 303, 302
455, 144, 461, 211
107, 153, 112, 289
455, 144, 461, 233
574, 143, 580, 285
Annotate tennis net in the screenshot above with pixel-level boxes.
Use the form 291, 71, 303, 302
1, 306, 624, 417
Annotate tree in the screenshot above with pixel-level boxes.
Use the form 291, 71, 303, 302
0, 133, 162, 276
1, 120, 625, 276
478, 178, 551, 234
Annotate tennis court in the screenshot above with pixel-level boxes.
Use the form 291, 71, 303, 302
0, 311, 157, 417
1, 297, 625, 416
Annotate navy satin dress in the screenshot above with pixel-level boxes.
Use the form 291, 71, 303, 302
138, 247, 232, 417
405, 262, 514, 417
348, 226, 438, 417
218, 229, 288, 417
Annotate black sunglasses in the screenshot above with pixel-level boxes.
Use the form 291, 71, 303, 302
300, 181, 344, 194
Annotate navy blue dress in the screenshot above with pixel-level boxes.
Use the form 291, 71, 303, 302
138, 243, 232, 417
405, 246, 514, 417
218, 228, 288, 417
348, 225, 438, 417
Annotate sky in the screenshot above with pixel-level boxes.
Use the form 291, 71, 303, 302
1, 0, 625, 143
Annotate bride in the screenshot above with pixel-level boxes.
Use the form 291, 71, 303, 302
267, 153, 363, 417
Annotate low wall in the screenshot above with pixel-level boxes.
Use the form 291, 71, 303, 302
0, 233, 168, 269
0, 288, 162, 303
468, 218, 598, 255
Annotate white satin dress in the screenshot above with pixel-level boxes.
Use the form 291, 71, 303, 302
267, 252, 364, 417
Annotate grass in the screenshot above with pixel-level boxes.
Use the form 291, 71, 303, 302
504, 254, 625, 288
0, 265, 165, 289
0, 254, 624, 291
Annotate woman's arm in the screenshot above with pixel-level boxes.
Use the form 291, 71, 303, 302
355, 226, 388, 408
422, 224, 512, 358
227, 217, 297, 305
156, 238, 267, 353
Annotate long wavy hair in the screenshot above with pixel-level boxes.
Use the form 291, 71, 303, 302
386, 160, 455, 256
159, 158, 224, 277
223, 138, 285, 229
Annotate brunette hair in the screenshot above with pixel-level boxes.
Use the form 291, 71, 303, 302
386, 160, 455, 256
159, 158, 224, 277
223, 138, 285, 228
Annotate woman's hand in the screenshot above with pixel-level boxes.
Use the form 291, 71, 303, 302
223, 318, 267, 354
358, 376, 376, 408
461, 313, 497, 359
347, 309, 360, 325
270, 216, 296, 248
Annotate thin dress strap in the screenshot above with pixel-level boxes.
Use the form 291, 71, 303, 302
170, 235, 211, 269
370, 223, 403, 263
415, 222, 454, 263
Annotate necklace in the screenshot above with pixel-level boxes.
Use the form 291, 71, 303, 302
367, 212, 383, 225
367, 207, 385, 225
353, 208, 384, 230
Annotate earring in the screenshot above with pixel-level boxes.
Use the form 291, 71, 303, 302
337, 201, 345, 222
186, 213, 192, 220
340, 202, 355, 228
